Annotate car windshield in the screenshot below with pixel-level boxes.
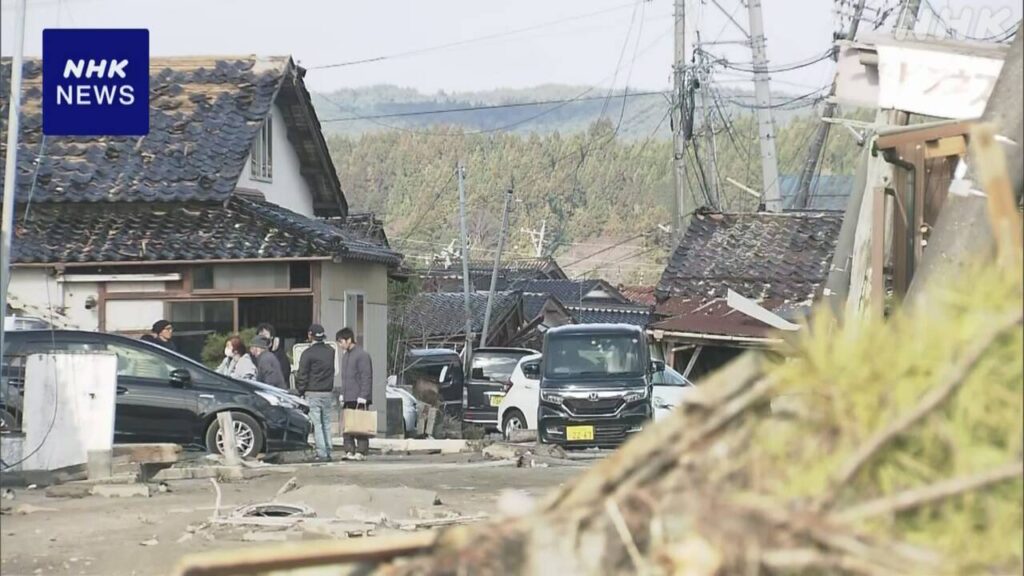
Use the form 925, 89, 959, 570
544, 333, 644, 380
471, 352, 528, 382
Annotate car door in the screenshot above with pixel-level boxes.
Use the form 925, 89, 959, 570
515, 358, 542, 430
105, 340, 200, 445
651, 366, 693, 422
468, 351, 529, 419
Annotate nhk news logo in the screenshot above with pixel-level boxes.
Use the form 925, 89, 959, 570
43, 29, 149, 136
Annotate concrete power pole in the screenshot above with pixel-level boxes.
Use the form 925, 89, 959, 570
0, 0, 28, 389
896, 0, 923, 34
746, 0, 783, 212
793, 0, 868, 209
457, 163, 473, 365
671, 0, 691, 237
480, 185, 513, 347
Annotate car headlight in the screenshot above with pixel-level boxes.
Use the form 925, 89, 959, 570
540, 391, 565, 405
623, 388, 649, 403
255, 390, 298, 408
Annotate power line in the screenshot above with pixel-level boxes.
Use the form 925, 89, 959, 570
305, 1, 642, 70
319, 90, 669, 124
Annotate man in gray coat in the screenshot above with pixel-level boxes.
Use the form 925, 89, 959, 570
336, 327, 373, 460
250, 335, 288, 390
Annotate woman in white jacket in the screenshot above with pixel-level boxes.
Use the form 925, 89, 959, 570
216, 335, 257, 380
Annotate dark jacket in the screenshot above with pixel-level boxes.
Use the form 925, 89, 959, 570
255, 350, 288, 389
141, 334, 177, 353
269, 337, 291, 382
340, 345, 373, 403
295, 342, 335, 394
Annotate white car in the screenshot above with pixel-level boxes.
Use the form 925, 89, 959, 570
497, 355, 695, 439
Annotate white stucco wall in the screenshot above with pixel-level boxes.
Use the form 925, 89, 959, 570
236, 102, 316, 217
8, 269, 99, 330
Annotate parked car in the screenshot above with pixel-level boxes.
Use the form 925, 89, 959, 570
394, 348, 465, 422
386, 376, 420, 436
465, 347, 538, 430
497, 353, 542, 439
649, 360, 696, 421
498, 355, 693, 440
536, 324, 657, 448
0, 330, 311, 458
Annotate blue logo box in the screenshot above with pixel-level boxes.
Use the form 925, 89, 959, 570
42, 29, 149, 136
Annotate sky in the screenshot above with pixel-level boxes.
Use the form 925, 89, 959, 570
2, 0, 1021, 96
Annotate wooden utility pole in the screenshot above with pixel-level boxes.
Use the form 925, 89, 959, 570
457, 164, 473, 366
521, 218, 546, 258
746, 0, 782, 211
0, 0, 28, 394
696, 39, 720, 208
896, 0, 923, 34
793, 0, 868, 209
671, 0, 690, 237
481, 184, 513, 347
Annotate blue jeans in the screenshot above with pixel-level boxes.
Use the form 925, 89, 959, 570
307, 392, 336, 459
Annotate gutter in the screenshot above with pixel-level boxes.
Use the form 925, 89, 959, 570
647, 329, 783, 346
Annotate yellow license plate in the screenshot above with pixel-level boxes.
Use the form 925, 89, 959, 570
566, 425, 595, 441
489, 395, 504, 407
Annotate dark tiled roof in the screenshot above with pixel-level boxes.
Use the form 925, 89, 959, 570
12, 197, 401, 265
569, 306, 652, 327
395, 291, 521, 339
0, 56, 345, 216
417, 257, 566, 290
656, 212, 843, 304
653, 211, 842, 339
779, 174, 855, 211
510, 279, 629, 307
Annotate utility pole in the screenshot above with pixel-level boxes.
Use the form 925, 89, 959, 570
793, 0, 867, 209
671, 0, 691, 237
480, 184, 513, 347
457, 163, 473, 366
521, 218, 546, 258
896, 0, 923, 35
746, 0, 783, 212
1, 0, 28, 395
696, 38, 720, 208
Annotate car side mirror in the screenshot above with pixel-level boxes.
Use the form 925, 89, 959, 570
651, 360, 666, 373
169, 368, 192, 388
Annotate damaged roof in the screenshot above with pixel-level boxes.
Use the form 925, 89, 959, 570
12, 196, 401, 266
0, 56, 346, 217
395, 291, 522, 339
510, 279, 628, 307
653, 211, 843, 339
417, 257, 567, 290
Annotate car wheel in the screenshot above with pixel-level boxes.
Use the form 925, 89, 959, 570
205, 412, 264, 459
502, 409, 527, 441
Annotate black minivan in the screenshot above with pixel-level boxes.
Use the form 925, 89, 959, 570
1, 330, 311, 457
537, 324, 658, 448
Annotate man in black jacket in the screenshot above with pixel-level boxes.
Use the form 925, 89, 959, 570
296, 324, 336, 461
142, 320, 177, 353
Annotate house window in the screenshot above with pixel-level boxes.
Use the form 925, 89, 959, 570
250, 116, 273, 182
345, 292, 365, 345
193, 266, 214, 290
289, 262, 311, 289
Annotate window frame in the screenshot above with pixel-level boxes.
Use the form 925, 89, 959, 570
250, 116, 273, 182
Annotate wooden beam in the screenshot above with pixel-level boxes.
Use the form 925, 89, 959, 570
876, 120, 974, 150
969, 123, 1024, 265
112, 443, 182, 464
924, 135, 967, 159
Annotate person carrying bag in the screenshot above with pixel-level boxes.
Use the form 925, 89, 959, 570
336, 327, 375, 460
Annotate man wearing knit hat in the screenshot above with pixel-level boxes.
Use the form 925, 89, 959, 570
142, 320, 177, 353
250, 334, 288, 390
296, 324, 336, 461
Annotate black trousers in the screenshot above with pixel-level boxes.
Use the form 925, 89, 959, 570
342, 401, 370, 455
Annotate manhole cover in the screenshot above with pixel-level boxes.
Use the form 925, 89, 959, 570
231, 503, 316, 518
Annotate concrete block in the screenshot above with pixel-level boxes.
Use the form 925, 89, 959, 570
91, 484, 150, 498
507, 430, 538, 443
87, 450, 112, 480
45, 484, 93, 499
111, 444, 182, 464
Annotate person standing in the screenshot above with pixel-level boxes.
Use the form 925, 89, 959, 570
142, 320, 177, 353
295, 324, 336, 462
256, 323, 292, 386
250, 335, 287, 389
216, 335, 257, 380
337, 327, 373, 460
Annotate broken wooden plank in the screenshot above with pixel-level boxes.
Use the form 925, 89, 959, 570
969, 122, 1024, 265
172, 531, 438, 576
112, 443, 182, 464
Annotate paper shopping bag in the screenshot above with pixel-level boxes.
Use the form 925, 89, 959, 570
342, 408, 378, 437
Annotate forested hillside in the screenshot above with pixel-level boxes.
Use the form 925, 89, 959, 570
320, 86, 866, 283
